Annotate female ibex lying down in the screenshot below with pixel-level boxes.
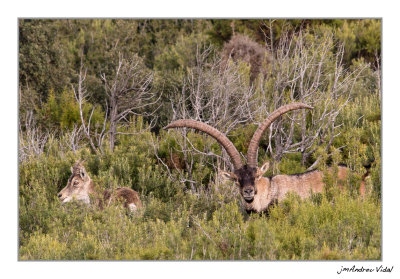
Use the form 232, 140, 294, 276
165, 103, 367, 214
58, 160, 142, 211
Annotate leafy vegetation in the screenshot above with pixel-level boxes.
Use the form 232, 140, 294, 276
19, 19, 381, 260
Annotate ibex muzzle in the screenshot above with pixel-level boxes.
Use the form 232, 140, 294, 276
165, 103, 366, 213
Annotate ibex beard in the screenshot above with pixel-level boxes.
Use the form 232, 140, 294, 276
58, 160, 142, 212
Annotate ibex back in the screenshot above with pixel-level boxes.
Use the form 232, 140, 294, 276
58, 160, 142, 212
165, 103, 366, 213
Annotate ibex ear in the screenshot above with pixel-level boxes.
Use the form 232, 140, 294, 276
256, 162, 270, 179
219, 171, 238, 182
79, 168, 86, 179
71, 166, 74, 173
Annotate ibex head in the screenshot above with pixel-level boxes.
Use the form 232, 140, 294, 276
58, 160, 94, 204
220, 162, 270, 202
165, 103, 313, 204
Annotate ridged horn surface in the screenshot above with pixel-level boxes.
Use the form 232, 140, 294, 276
246, 103, 313, 168
165, 120, 243, 170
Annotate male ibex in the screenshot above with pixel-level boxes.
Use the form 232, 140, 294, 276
165, 103, 366, 213
57, 160, 142, 212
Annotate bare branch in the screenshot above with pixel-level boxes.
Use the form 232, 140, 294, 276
169, 43, 258, 173
18, 116, 49, 162
72, 62, 99, 154
258, 29, 365, 170
101, 53, 158, 151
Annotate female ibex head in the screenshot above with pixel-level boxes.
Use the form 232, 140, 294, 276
164, 103, 313, 203
58, 160, 94, 204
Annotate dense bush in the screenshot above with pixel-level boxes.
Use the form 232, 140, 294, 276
19, 149, 381, 260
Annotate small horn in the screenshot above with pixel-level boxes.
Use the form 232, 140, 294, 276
246, 103, 313, 168
165, 120, 243, 170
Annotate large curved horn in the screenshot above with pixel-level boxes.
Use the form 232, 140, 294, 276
246, 103, 313, 168
165, 120, 243, 170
